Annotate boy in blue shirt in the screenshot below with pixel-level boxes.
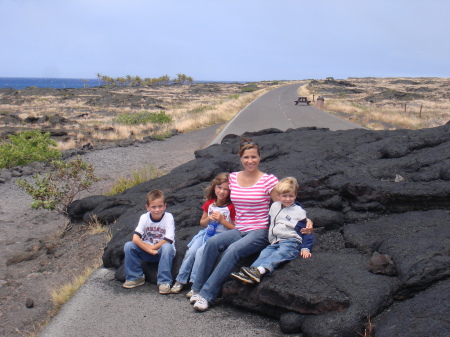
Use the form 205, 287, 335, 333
231, 177, 314, 284
122, 189, 176, 294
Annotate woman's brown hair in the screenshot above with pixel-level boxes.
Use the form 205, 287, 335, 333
238, 138, 260, 157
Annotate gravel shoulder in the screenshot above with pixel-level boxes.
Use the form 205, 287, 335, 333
0, 124, 224, 336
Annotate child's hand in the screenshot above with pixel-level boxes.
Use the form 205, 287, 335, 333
148, 249, 158, 256
209, 211, 223, 223
300, 250, 312, 259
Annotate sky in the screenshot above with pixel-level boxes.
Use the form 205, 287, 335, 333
1, 0, 449, 81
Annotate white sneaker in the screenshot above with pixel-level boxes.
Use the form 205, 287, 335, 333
170, 281, 184, 294
193, 297, 209, 311
159, 283, 171, 294
189, 293, 200, 304
186, 289, 194, 298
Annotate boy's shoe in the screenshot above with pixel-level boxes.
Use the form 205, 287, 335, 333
193, 296, 209, 311
170, 281, 185, 294
189, 293, 201, 304
122, 277, 145, 288
242, 266, 261, 283
186, 289, 194, 298
159, 283, 171, 294
231, 271, 254, 284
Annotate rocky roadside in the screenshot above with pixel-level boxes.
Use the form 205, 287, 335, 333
0, 124, 221, 336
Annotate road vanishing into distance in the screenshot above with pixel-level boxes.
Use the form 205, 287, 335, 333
212, 82, 363, 144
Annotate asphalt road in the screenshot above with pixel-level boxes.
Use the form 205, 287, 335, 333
212, 82, 363, 144
39, 83, 363, 337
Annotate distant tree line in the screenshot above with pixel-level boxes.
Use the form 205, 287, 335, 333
95, 73, 194, 87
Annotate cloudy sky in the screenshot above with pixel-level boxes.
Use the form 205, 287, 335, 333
1, 0, 449, 81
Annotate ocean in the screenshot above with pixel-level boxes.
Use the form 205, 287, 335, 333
0, 77, 100, 90
0, 78, 246, 90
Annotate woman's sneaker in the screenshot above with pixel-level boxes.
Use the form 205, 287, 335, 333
241, 267, 261, 283
193, 296, 209, 311
231, 271, 254, 284
170, 281, 184, 294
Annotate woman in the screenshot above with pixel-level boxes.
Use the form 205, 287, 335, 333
190, 139, 280, 311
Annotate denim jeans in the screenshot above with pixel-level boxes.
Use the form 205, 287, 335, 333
175, 233, 205, 284
251, 238, 301, 274
124, 241, 175, 285
192, 228, 269, 303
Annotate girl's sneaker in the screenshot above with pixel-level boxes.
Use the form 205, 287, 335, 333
189, 293, 200, 304
170, 281, 184, 294
193, 296, 209, 312
186, 289, 194, 298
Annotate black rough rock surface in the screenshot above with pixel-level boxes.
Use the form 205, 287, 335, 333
69, 124, 450, 336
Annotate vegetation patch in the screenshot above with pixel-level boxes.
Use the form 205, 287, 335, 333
114, 111, 172, 125
0, 130, 61, 169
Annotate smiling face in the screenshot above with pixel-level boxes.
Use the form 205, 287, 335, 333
279, 191, 296, 208
146, 197, 166, 220
240, 148, 261, 173
214, 181, 230, 203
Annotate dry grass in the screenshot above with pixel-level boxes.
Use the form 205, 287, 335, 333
301, 77, 450, 130
50, 260, 102, 307
1, 82, 288, 149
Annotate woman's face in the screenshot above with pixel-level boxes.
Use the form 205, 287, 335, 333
240, 148, 261, 172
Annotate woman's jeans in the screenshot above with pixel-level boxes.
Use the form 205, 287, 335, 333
192, 228, 269, 303
124, 241, 175, 285
251, 238, 301, 274
175, 233, 206, 284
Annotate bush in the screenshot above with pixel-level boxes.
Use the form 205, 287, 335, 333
241, 84, 259, 92
114, 111, 172, 125
16, 157, 99, 215
0, 130, 61, 169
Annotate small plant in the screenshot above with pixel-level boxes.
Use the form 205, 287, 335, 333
0, 130, 61, 169
16, 157, 99, 215
241, 84, 259, 92
228, 94, 240, 99
357, 315, 374, 337
106, 164, 165, 195
189, 105, 216, 114
115, 111, 172, 125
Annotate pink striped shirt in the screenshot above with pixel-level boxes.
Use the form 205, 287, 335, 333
229, 171, 278, 232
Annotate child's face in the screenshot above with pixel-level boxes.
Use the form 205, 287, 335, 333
278, 191, 296, 208
146, 198, 166, 220
215, 182, 230, 202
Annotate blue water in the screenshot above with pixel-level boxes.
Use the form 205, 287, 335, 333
0, 78, 246, 90
0, 77, 100, 90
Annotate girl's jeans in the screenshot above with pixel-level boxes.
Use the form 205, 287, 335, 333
124, 241, 175, 285
192, 228, 269, 303
175, 233, 206, 284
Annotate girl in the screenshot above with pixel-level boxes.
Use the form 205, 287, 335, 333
170, 172, 235, 295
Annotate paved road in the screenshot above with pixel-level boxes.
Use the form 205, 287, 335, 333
212, 82, 363, 144
39, 83, 363, 337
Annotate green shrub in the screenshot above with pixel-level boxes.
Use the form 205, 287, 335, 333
16, 157, 99, 215
0, 130, 61, 169
115, 111, 172, 125
228, 94, 240, 99
106, 164, 164, 195
241, 84, 259, 92
189, 105, 216, 114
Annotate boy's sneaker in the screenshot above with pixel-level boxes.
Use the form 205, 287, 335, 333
242, 266, 261, 283
193, 296, 209, 311
159, 283, 171, 294
189, 293, 201, 304
170, 281, 184, 294
231, 271, 254, 284
122, 277, 145, 288
186, 289, 194, 298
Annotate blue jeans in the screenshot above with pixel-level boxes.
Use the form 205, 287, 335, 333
251, 239, 301, 274
175, 232, 206, 284
192, 228, 269, 303
124, 241, 175, 285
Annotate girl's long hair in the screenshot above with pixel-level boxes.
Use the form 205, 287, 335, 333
205, 172, 230, 202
